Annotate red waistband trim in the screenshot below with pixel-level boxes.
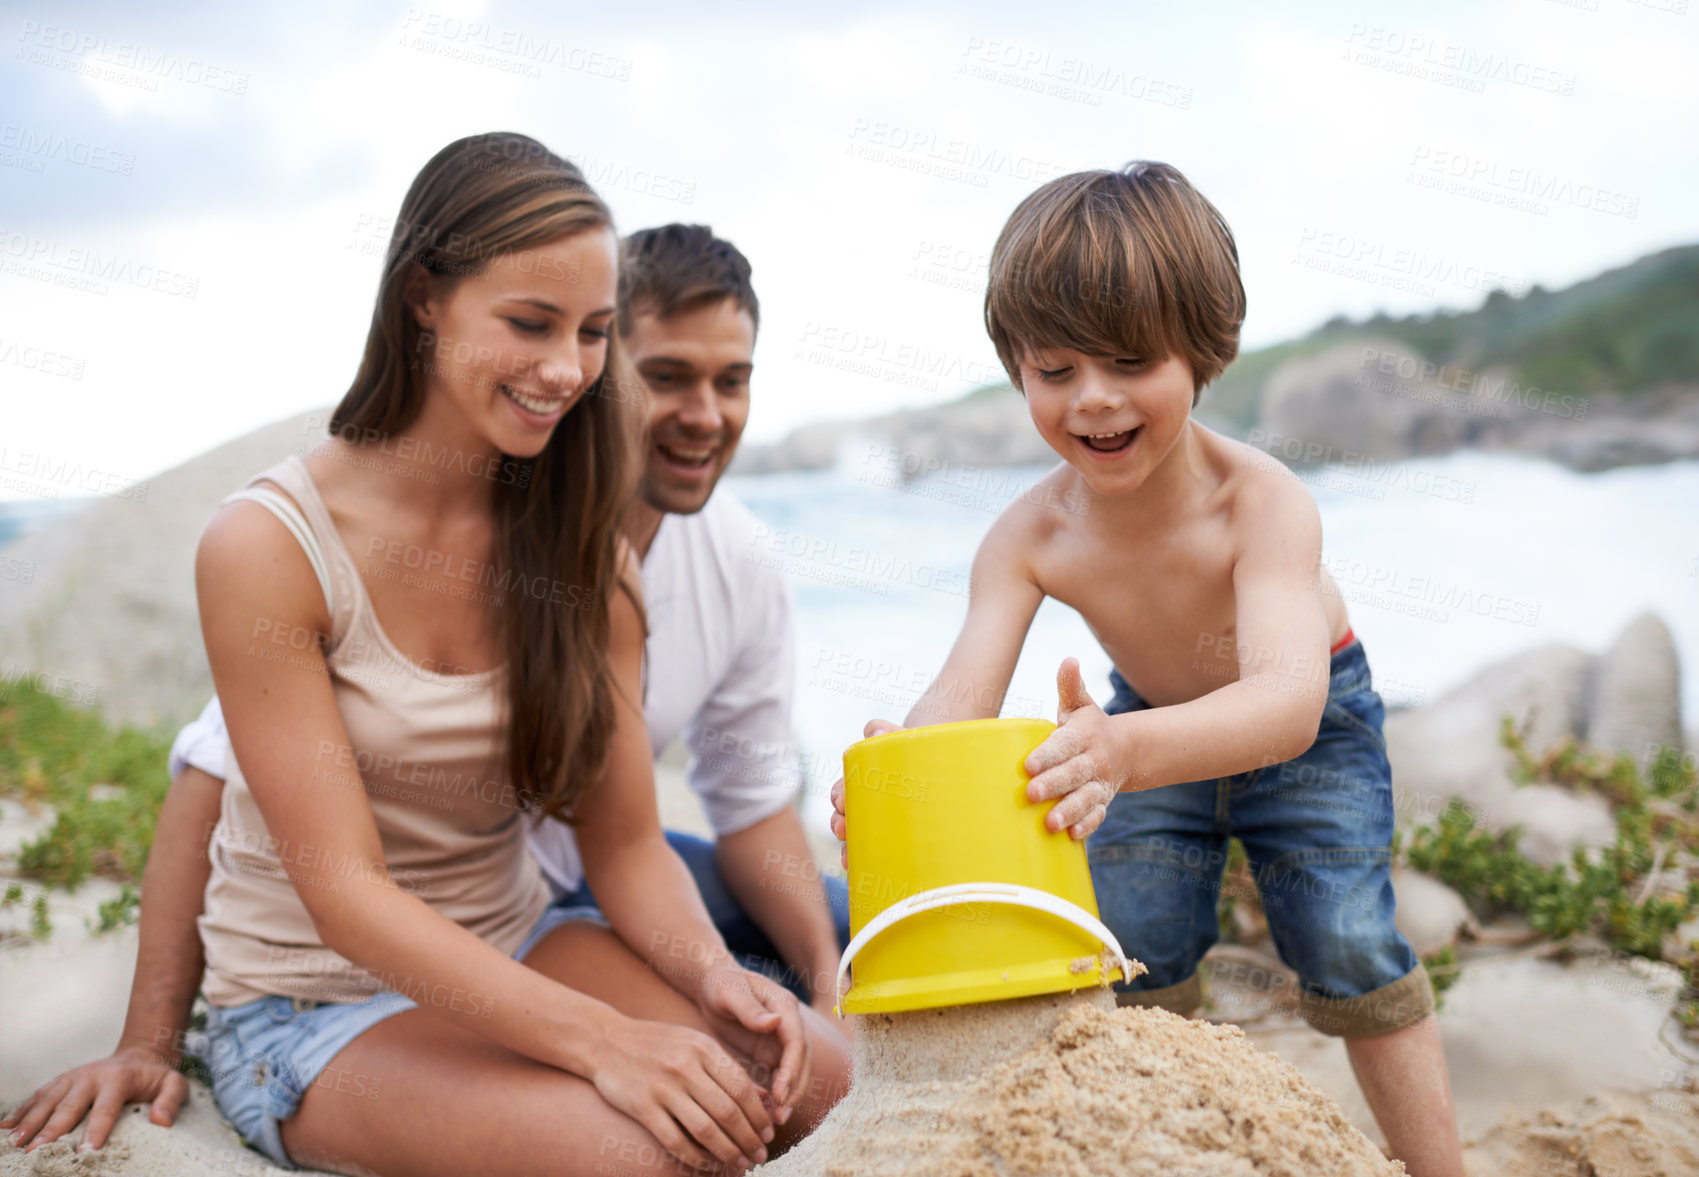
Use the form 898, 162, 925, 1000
1330, 627, 1357, 655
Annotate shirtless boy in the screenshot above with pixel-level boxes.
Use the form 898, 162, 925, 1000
832, 162, 1463, 1177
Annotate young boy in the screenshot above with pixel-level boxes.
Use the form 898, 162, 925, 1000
831, 162, 1463, 1176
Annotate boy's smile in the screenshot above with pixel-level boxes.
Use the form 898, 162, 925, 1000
1078, 427, 1141, 457
1020, 348, 1195, 493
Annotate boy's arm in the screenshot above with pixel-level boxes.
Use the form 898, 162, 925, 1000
3, 765, 222, 1153
1025, 480, 1330, 837
903, 511, 1045, 728
831, 513, 1044, 854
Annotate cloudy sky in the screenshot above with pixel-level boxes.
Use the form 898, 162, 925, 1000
3, 0, 1697, 496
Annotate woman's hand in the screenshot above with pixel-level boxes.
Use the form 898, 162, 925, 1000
694, 966, 813, 1125
590, 1013, 775, 1173
3, 1046, 189, 1154
830, 718, 903, 868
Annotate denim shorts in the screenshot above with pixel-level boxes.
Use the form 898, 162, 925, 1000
189, 901, 606, 1169
1087, 638, 1432, 1037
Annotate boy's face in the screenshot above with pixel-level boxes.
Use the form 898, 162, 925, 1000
1017, 346, 1195, 495
626, 295, 755, 515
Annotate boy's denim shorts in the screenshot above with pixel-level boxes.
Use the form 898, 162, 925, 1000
187, 901, 606, 1169
1087, 638, 1432, 1037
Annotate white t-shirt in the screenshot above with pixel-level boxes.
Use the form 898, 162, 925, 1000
170, 489, 801, 895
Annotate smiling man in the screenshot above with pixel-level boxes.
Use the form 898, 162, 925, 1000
4, 225, 851, 1156
530, 224, 850, 1010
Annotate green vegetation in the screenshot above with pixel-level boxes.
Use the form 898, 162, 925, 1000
1395, 721, 1699, 1031
1202, 242, 1699, 432
1421, 944, 1461, 1009
95, 883, 142, 933
0, 676, 173, 890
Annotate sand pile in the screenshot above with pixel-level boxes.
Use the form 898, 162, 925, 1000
758, 989, 1402, 1177
1461, 1090, 1699, 1176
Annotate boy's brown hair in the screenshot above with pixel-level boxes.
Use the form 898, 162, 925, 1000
984, 161, 1245, 402
618, 223, 759, 336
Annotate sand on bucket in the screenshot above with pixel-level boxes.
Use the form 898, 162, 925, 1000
758, 988, 1403, 1177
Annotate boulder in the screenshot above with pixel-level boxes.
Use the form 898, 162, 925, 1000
1386, 643, 1614, 866
1256, 339, 1467, 462
1488, 784, 1616, 868
1391, 869, 1475, 956
1584, 611, 1684, 764
1386, 643, 1591, 810
732, 387, 1054, 476
0, 408, 332, 730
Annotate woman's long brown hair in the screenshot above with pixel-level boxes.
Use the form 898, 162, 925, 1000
330, 132, 643, 822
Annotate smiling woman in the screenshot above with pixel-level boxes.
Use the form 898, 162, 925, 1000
0, 132, 847, 1177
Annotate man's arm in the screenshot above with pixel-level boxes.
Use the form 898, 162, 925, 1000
713, 807, 839, 1014
684, 550, 841, 1014
118, 765, 221, 1065
3, 764, 222, 1154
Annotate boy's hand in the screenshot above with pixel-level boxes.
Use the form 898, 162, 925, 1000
1024, 658, 1127, 839
829, 719, 902, 868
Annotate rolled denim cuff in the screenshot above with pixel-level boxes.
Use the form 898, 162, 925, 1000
1297, 963, 1435, 1038
1114, 972, 1203, 1017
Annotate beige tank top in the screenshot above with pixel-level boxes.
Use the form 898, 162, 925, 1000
197, 455, 551, 1006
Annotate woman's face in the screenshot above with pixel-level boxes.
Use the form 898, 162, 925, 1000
407, 226, 620, 460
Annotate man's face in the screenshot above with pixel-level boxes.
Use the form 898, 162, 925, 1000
626, 297, 756, 515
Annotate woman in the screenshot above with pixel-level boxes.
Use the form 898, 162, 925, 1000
140, 133, 842, 1175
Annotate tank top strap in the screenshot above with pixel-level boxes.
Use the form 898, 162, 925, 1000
232, 455, 361, 653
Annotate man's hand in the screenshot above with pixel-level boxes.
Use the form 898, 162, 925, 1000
829, 718, 903, 868
3, 1046, 189, 1154
694, 965, 812, 1127
1023, 658, 1135, 839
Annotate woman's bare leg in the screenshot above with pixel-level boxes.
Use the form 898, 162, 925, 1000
278, 922, 849, 1176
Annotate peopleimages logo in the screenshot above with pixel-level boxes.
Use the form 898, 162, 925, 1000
1358, 347, 1589, 421
0, 124, 136, 175
16, 21, 251, 93
0, 231, 200, 299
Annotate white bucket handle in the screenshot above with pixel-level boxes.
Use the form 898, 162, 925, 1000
833, 881, 1135, 1016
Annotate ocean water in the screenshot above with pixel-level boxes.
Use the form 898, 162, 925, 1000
725, 452, 1699, 826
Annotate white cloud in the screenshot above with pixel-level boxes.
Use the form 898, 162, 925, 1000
4, 0, 1697, 488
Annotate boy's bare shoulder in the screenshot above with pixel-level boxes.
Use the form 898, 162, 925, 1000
974, 463, 1077, 577
1208, 431, 1322, 545
988, 462, 1081, 543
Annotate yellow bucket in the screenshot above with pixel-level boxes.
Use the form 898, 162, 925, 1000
834, 717, 1132, 1015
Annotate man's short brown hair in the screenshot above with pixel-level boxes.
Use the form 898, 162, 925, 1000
984, 161, 1245, 402
619, 223, 759, 336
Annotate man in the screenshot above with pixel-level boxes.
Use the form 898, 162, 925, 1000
3, 224, 849, 1157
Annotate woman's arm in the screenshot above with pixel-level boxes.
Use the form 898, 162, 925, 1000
576, 553, 815, 1121
197, 503, 772, 1171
